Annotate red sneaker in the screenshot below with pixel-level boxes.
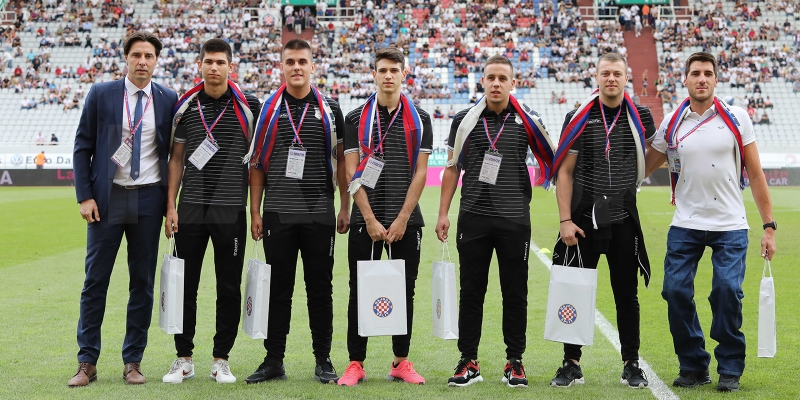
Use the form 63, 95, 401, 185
388, 360, 426, 385
337, 361, 366, 387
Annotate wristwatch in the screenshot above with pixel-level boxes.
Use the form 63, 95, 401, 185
763, 221, 777, 231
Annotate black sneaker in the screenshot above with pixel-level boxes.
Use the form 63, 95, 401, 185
502, 358, 528, 388
717, 374, 740, 392
550, 360, 584, 387
672, 369, 712, 388
621, 361, 648, 388
245, 360, 287, 384
448, 358, 483, 387
314, 357, 339, 384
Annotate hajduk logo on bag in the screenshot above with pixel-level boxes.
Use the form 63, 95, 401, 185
161, 292, 166, 312
373, 297, 393, 318
558, 304, 578, 324
436, 298, 442, 319
246, 296, 253, 317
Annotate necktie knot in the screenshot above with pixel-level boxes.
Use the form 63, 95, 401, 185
137, 90, 144, 101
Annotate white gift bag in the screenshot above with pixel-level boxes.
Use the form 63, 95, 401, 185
544, 245, 597, 346
159, 235, 185, 334
432, 242, 458, 340
242, 239, 271, 339
358, 243, 407, 337
758, 259, 776, 358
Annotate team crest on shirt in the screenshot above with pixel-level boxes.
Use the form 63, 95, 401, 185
515, 116, 523, 124
314, 106, 321, 120
173, 112, 183, 127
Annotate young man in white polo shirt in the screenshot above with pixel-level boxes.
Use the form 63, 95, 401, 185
645, 52, 777, 392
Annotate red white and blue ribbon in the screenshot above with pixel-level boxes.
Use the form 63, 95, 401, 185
348, 92, 422, 195
447, 94, 555, 188
245, 84, 337, 186
171, 80, 254, 147
549, 89, 646, 186
664, 96, 745, 205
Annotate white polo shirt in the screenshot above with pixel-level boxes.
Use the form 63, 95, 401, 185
113, 77, 160, 185
651, 103, 755, 231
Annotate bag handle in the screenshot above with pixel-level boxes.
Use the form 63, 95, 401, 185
441, 241, 452, 263
562, 242, 584, 269
369, 241, 392, 260
169, 233, 178, 258
762, 259, 772, 279
251, 238, 262, 261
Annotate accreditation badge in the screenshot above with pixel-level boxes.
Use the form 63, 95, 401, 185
359, 155, 385, 189
111, 137, 134, 168
478, 150, 502, 185
285, 146, 307, 179
188, 137, 219, 171
666, 145, 681, 174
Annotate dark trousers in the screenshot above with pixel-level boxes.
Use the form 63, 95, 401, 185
347, 225, 422, 361
456, 212, 531, 361
173, 203, 246, 360
262, 213, 336, 362
554, 216, 641, 362
77, 185, 164, 365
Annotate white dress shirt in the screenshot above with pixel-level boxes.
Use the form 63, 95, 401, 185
114, 77, 161, 185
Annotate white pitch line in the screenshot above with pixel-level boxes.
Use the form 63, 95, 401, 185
530, 239, 680, 400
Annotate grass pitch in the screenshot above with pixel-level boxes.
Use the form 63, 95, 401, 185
0, 186, 798, 399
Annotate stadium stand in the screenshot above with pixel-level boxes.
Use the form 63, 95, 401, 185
652, 0, 800, 149
1, 0, 798, 155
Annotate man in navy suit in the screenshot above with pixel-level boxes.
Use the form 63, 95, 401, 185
69, 31, 178, 387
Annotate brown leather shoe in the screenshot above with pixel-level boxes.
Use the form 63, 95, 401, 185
67, 362, 97, 387
123, 362, 146, 385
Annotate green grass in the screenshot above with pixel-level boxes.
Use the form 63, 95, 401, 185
1, 186, 798, 399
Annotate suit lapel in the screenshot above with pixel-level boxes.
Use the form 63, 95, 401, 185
151, 82, 165, 151
112, 79, 124, 147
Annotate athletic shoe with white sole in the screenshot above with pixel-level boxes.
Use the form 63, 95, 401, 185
502, 358, 528, 388
447, 359, 483, 387
210, 359, 236, 384
162, 357, 194, 384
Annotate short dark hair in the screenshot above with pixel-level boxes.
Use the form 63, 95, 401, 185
684, 51, 718, 78
199, 38, 233, 64
484, 55, 514, 76
123, 31, 162, 57
597, 52, 628, 71
373, 47, 405, 70
282, 38, 312, 58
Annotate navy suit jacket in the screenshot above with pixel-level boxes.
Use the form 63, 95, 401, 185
73, 78, 178, 218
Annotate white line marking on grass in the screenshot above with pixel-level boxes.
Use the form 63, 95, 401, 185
530, 239, 680, 400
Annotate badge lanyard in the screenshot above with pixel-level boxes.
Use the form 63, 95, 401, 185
124, 87, 153, 140
284, 98, 309, 147
374, 103, 402, 156
600, 103, 622, 188
669, 111, 718, 148
600, 103, 622, 159
481, 113, 511, 153
197, 97, 231, 143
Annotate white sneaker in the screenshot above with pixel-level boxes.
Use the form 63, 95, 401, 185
210, 359, 236, 384
162, 357, 195, 384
